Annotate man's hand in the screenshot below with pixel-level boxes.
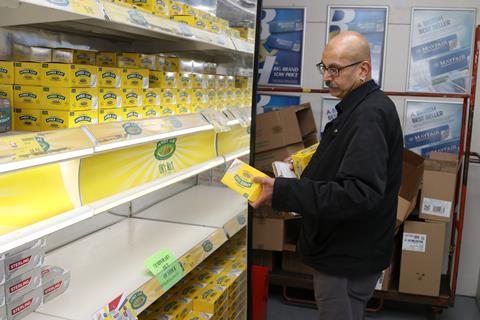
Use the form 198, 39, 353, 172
250, 176, 275, 208
283, 156, 294, 171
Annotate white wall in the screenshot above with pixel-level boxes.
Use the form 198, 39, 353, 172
262, 0, 480, 296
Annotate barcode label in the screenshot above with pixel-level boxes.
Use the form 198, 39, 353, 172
422, 198, 452, 218
402, 232, 427, 252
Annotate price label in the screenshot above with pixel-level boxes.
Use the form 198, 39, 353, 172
144, 248, 176, 276
156, 261, 184, 292
216, 34, 227, 46
201, 110, 231, 133
227, 106, 250, 128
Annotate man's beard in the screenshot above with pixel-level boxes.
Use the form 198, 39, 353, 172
325, 81, 339, 89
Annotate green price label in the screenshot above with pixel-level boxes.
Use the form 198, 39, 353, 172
156, 261, 184, 292
144, 248, 176, 276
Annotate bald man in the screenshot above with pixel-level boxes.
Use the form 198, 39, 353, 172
252, 31, 403, 320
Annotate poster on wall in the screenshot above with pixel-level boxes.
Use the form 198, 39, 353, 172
404, 100, 462, 157
256, 94, 301, 114
258, 8, 305, 86
321, 97, 339, 134
407, 8, 476, 93
326, 6, 388, 87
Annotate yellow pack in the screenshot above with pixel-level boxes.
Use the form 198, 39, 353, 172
98, 108, 123, 123
42, 87, 98, 110
153, 298, 192, 320
225, 89, 235, 105
159, 105, 175, 116
122, 88, 143, 107
152, 0, 169, 17
178, 72, 193, 90
292, 143, 319, 178
175, 104, 190, 115
216, 17, 229, 29
123, 107, 143, 120
172, 16, 207, 30
13, 85, 42, 108
193, 285, 227, 314
98, 67, 122, 88
216, 75, 227, 89
41, 109, 98, 130
232, 27, 249, 40
190, 73, 206, 89
168, 0, 184, 15
154, 55, 168, 71
205, 75, 216, 89
161, 88, 178, 106
14, 62, 42, 85
0, 61, 15, 84
143, 88, 161, 106
96, 52, 116, 67
165, 57, 180, 72
191, 89, 208, 105
160, 71, 179, 88
0, 85, 13, 107
142, 106, 160, 118
221, 159, 267, 202
140, 54, 156, 70
13, 108, 41, 131
41, 63, 98, 87
73, 50, 96, 65
207, 21, 220, 34
122, 68, 149, 89
190, 104, 203, 113
177, 89, 191, 105
183, 311, 212, 320
99, 88, 122, 109
226, 76, 235, 89
149, 70, 163, 88
216, 90, 226, 104
127, 0, 156, 11
117, 53, 141, 68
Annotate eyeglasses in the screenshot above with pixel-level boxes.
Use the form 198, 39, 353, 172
316, 60, 364, 77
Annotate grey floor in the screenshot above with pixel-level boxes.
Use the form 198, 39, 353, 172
267, 287, 480, 319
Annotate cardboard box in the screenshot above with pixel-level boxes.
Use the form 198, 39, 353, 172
255, 103, 316, 153
121, 68, 149, 89
73, 50, 96, 65
13, 108, 41, 131
41, 63, 97, 87
13, 45, 51, 63
122, 88, 143, 107
143, 88, 161, 106
98, 67, 122, 88
14, 63, 41, 86
396, 150, 424, 229
281, 251, 316, 275
252, 216, 284, 251
52, 49, 74, 64
399, 220, 446, 296
4, 246, 44, 281
0, 62, 14, 85
98, 108, 123, 123
420, 152, 459, 223
42, 87, 98, 110
116, 53, 141, 68
13, 85, 42, 108
99, 88, 122, 109
41, 109, 98, 130
254, 143, 304, 174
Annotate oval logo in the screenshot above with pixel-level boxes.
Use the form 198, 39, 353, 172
129, 291, 147, 309
154, 139, 176, 160
123, 123, 142, 135
202, 240, 213, 252
237, 215, 246, 225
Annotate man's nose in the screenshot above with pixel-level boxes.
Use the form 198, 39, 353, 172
323, 70, 332, 81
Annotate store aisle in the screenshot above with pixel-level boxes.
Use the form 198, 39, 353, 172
267, 287, 480, 319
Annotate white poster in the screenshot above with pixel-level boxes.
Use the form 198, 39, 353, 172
321, 97, 339, 134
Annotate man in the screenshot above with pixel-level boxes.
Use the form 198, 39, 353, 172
252, 31, 403, 320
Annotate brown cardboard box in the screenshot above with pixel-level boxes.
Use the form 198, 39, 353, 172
399, 220, 446, 296
420, 152, 459, 223
396, 150, 424, 229
255, 103, 317, 153
283, 216, 302, 252
281, 251, 316, 275
252, 216, 284, 251
252, 250, 274, 270
254, 143, 304, 174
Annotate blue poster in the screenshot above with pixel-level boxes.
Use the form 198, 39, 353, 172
327, 6, 388, 86
256, 94, 300, 114
408, 9, 476, 93
258, 8, 305, 86
404, 100, 462, 157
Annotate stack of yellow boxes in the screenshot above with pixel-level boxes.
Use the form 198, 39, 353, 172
0, 60, 14, 132
140, 230, 247, 320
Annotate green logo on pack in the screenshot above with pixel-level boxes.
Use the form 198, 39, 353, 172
146, 92, 156, 98
35, 136, 50, 152
20, 69, 37, 75
0, 92, 6, 97
129, 291, 147, 310
47, 0, 69, 6
201, 289, 215, 299
103, 93, 117, 100
164, 91, 173, 98
146, 110, 156, 116
19, 115, 37, 121
127, 111, 139, 118
19, 93, 37, 99
74, 116, 91, 124
237, 215, 246, 225
234, 174, 252, 188
0, 68, 7, 74
46, 117, 64, 124
46, 70, 65, 76
47, 94, 66, 100
127, 73, 143, 80
202, 240, 213, 252
102, 72, 116, 79
154, 138, 176, 160
104, 113, 117, 121
126, 92, 138, 99
123, 123, 142, 135
76, 93, 92, 101
75, 70, 91, 77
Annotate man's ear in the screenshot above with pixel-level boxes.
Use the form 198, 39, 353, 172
359, 61, 371, 81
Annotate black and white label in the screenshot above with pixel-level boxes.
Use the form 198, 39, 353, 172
422, 198, 452, 218
402, 232, 427, 252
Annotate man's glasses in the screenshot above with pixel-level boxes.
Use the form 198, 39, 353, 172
316, 61, 363, 77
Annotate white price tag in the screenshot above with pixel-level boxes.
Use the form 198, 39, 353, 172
422, 198, 452, 218
402, 232, 427, 252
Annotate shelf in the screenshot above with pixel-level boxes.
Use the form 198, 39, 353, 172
24, 313, 67, 320
223, 147, 250, 162
36, 218, 227, 319
135, 185, 247, 237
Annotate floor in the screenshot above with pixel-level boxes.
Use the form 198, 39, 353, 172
267, 286, 480, 319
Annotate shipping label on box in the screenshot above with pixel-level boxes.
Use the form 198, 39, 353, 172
13, 85, 42, 108
99, 108, 123, 123
13, 108, 41, 131
0, 62, 14, 85
98, 67, 122, 88
5, 268, 41, 303
99, 88, 122, 109
402, 233, 427, 252
122, 88, 143, 107
41, 109, 98, 130
121, 68, 149, 89
14, 62, 41, 86
221, 159, 267, 202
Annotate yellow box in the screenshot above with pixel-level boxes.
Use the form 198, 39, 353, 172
291, 143, 319, 178
160, 71, 179, 88
117, 53, 141, 68
165, 57, 180, 72
207, 90, 217, 104
232, 27, 248, 40
96, 52, 117, 67
207, 21, 220, 34
177, 89, 191, 105
122, 68, 149, 88
221, 159, 267, 202
127, 0, 155, 11
52, 49, 74, 64
172, 15, 207, 30
73, 50, 96, 65
41, 109, 98, 130
175, 104, 190, 115
168, 0, 184, 15
216, 75, 227, 89
205, 75, 216, 90
226, 76, 235, 89
177, 72, 193, 90
98, 67, 122, 88
142, 106, 160, 118
123, 107, 143, 120
153, 298, 192, 320
42, 87, 98, 110
13, 85, 42, 108
148, 70, 162, 88
184, 311, 212, 320
42, 63, 98, 88
0, 61, 14, 85
144, 88, 161, 106
217, 17, 229, 29
216, 90, 226, 104
193, 286, 228, 314
14, 62, 42, 85
152, 0, 169, 17
189, 104, 203, 113
191, 73, 206, 89
13, 108, 41, 131
122, 88, 143, 107
99, 108, 123, 123
161, 88, 178, 106
154, 55, 167, 71
0, 85, 13, 107
139, 54, 156, 70
99, 88, 123, 109
159, 105, 175, 116
191, 89, 208, 105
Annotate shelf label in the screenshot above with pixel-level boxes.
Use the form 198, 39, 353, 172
92, 293, 137, 320
178, 23, 193, 37
227, 106, 251, 128
201, 110, 231, 133
144, 248, 176, 276
156, 261, 184, 292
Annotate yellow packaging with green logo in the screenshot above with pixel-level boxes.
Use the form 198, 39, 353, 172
140, 54, 156, 70
193, 285, 227, 314
41, 63, 98, 87
42, 87, 98, 110
126, 0, 156, 11
168, 0, 184, 15
206, 90, 217, 104
175, 104, 190, 115
14, 62, 42, 85
122, 68, 149, 89
142, 106, 160, 118
0, 85, 13, 106
234, 76, 248, 89
172, 16, 207, 30
225, 89, 235, 104
207, 21, 220, 33
160, 71, 179, 88
178, 72, 193, 89
191, 73, 206, 89
226, 76, 235, 89
117, 53, 141, 68
41, 109, 98, 130
99, 108, 123, 123
13, 108, 41, 131
123, 107, 143, 120
73, 50, 96, 65
13, 85, 42, 108
98, 67, 122, 88
205, 75, 216, 89
292, 142, 320, 178
221, 159, 267, 202
184, 311, 212, 320
159, 105, 175, 116
143, 88, 161, 106
161, 88, 178, 106
149, 70, 162, 88
190, 104, 203, 113
99, 88, 122, 109
177, 89, 191, 105
216, 90, 226, 104
96, 52, 116, 67
191, 89, 208, 105
122, 88, 143, 107
215, 75, 227, 89
0, 61, 14, 84
150, 297, 192, 320
152, 0, 169, 17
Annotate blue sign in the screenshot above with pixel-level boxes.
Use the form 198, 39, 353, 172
256, 94, 300, 113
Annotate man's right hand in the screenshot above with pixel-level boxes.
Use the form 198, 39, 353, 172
284, 156, 294, 171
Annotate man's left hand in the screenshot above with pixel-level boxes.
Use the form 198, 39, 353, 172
250, 176, 275, 208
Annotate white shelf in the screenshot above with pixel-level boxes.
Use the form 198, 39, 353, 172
24, 313, 67, 320
224, 148, 250, 162
136, 185, 247, 236
36, 218, 222, 320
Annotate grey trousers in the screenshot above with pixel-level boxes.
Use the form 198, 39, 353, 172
312, 270, 381, 320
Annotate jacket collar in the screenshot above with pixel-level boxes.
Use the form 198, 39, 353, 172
335, 80, 380, 115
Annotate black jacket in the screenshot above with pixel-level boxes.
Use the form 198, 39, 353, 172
272, 80, 403, 277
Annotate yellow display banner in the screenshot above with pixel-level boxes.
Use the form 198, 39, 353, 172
0, 161, 78, 235
31, 0, 105, 19
216, 125, 250, 156
79, 130, 216, 204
